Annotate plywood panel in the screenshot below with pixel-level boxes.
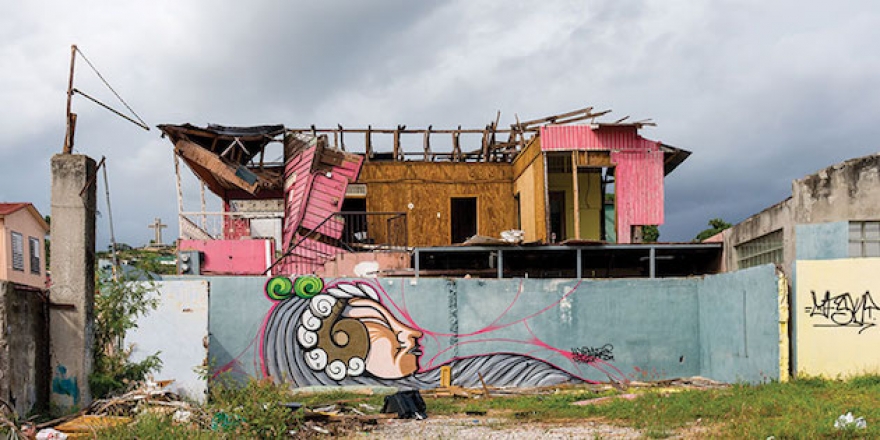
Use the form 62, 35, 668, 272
513, 151, 546, 242
360, 163, 514, 247
547, 172, 602, 241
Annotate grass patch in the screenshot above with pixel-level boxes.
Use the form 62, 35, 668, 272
90, 375, 880, 439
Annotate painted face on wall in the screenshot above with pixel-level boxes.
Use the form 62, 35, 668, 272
344, 298, 423, 378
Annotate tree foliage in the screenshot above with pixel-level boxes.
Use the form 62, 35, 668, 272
643, 225, 660, 243
90, 276, 162, 398
694, 218, 732, 242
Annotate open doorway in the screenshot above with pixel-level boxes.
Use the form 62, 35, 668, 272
549, 191, 565, 242
451, 197, 477, 243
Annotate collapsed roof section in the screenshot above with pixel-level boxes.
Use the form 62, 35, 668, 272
158, 123, 285, 197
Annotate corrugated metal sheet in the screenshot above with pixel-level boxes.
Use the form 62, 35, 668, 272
540, 125, 658, 151
279, 136, 364, 275
612, 149, 665, 243
539, 125, 665, 243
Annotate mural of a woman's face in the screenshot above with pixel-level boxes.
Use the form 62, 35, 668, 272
344, 298, 423, 379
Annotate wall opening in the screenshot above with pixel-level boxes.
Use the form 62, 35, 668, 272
549, 191, 565, 242
451, 197, 477, 243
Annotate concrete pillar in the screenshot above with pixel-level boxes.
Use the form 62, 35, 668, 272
49, 154, 96, 409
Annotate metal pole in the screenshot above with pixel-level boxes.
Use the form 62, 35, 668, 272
174, 154, 185, 237
414, 249, 420, 280
649, 246, 656, 278
101, 158, 119, 280
497, 249, 503, 279
63, 44, 77, 154
576, 248, 582, 279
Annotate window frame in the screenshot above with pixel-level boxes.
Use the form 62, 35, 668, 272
736, 229, 784, 269
28, 236, 41, 275
848, 221, 880, 258
10, 231, 24, 272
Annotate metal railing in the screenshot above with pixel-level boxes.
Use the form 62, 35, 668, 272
178, 211, 284, 241
266, 211, 407, 275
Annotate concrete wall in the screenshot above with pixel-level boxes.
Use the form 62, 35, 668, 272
723, 153, 880, 276
795, 222, 848, 261
179, 266, 783, 388
127, 280, 209, 402
792, 154, 880, 224
720, 198, 794, 275
49, 154, 96, 409
0, 282, 49, 416
795, 258, 880, 377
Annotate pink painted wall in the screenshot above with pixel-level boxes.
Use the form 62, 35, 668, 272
0, 206, 48, 289
179, 239, 274, 275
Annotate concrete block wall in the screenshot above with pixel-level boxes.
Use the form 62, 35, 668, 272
0, 282, 49, 416
174, 266, 783, 388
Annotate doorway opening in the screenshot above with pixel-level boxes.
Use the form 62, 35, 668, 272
549, 191, 565, 242
451, 197, 477, 244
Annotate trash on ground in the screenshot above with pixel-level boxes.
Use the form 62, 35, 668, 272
382, 390, 427, 420
834, 412, 867, 430
35, 428, 68, 440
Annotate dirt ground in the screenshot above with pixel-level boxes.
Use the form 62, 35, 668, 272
358, 415, 703, 439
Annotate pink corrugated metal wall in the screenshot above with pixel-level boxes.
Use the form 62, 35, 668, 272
539, 125, 657, 151
278, 138, 364, 275
612, 149, 664, 244
539, 125, 665, 243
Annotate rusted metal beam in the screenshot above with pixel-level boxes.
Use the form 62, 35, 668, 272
63, 44, 77, 154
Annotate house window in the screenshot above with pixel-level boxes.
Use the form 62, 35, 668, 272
10, 231, 23, 271
849, 221, 880, 257
736, 229, 783, 269
29, 237, 40, 274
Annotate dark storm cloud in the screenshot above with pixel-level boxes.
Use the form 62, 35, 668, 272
3, 0, 880, 248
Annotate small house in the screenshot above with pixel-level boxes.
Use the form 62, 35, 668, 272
0, 203, 49, 289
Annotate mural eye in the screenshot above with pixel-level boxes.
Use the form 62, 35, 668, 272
334, 331, 350, 346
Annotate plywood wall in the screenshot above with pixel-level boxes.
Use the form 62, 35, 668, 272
547, 172, 603, 240
512, 139, 546, 242
359, 162, 515, 247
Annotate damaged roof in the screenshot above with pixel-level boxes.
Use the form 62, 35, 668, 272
158, 123, 286, 198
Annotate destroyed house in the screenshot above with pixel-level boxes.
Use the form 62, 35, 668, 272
159, 107, 712, 278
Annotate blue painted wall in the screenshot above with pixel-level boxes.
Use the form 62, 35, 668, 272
796, 221, 848, 260
196, 268, 781, 386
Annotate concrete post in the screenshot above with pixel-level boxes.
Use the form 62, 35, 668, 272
49, 154, 96, 409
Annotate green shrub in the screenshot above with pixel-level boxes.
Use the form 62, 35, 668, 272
89, 276, 162, 398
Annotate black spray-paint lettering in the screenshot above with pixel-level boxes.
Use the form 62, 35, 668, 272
805, 290, 879, 334
571, 344, 614, 364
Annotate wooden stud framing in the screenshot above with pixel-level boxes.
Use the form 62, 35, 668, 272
571, 151, 581, 240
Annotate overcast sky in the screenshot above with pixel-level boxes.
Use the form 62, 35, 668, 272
3, 1, 880, 249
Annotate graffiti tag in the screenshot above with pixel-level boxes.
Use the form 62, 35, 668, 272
805, 290, 880, 334
571, 344, 614, 364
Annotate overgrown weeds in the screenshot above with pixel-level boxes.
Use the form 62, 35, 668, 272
89, 276, 162, 399
89, 374, 880, 439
